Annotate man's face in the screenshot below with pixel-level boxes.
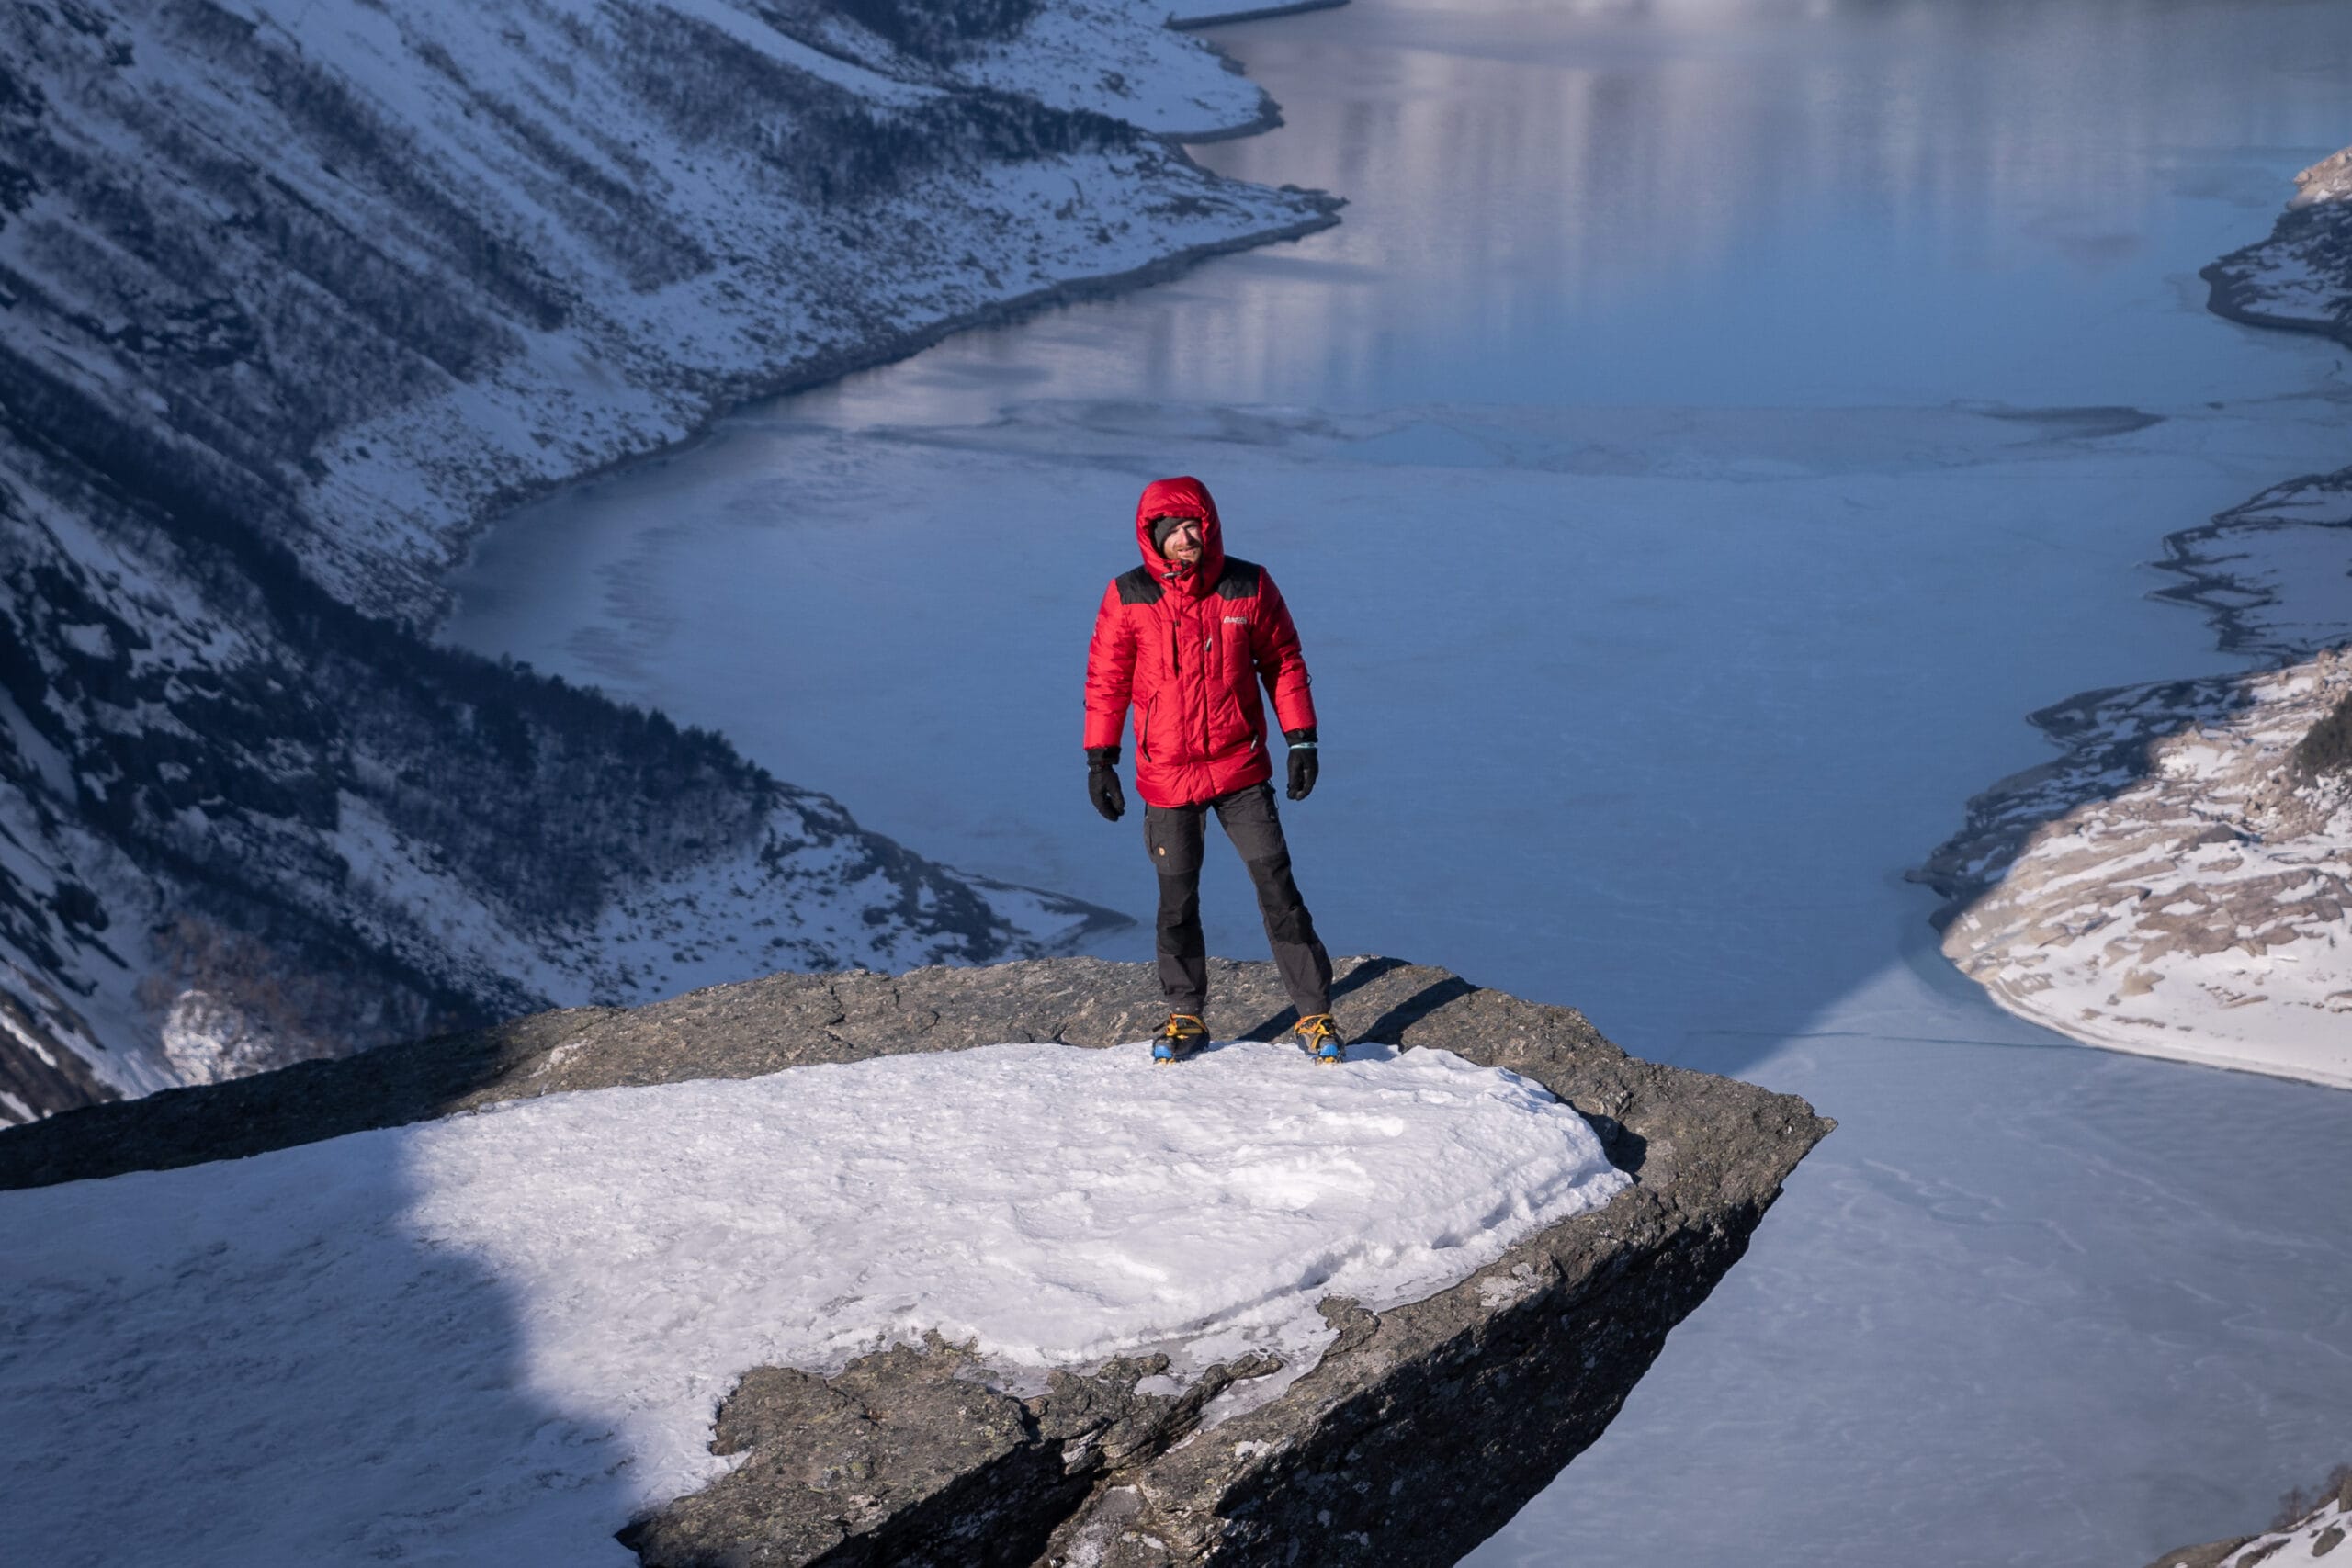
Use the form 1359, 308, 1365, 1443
1157, 516, 1204, 568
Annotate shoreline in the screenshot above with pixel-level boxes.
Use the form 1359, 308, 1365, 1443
430, 24, 1340, 631
1168, 0, 1350, 32
2200, 276, 2352, 352
1919, 151, 2352, 1092
0, 0, 1347, 1116
2151, 477, 2352, 663
2199, 146, 2352, 353
1917, 474, 2352, 1093
433, 196, 1341, 625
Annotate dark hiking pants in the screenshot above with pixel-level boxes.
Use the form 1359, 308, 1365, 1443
1143, 781, 1333, 1020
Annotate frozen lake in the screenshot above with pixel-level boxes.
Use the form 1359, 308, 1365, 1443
445, 1, 2352, 1563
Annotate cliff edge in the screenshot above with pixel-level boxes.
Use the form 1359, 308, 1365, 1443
0, 954, 1831, 1566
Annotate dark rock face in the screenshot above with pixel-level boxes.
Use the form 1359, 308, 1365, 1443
0, 954, 1832, 1566
0, 972, 118, 1118
623, 1341, 1276, 1567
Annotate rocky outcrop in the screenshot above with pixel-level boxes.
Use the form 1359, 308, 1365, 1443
0, 0, 1339, 1121
0, 954, 1832, 1565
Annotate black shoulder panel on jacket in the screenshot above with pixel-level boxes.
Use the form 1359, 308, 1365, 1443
1115, 567, 1164, 605
1215, 558, 1262, 600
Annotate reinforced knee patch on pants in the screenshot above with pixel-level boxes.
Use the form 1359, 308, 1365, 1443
1246, 854, 1317, 945
1156, 875, 1205, 954
1264, 904, 1317, 945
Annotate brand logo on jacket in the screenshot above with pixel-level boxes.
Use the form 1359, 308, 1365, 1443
1222, 615, 1249, 625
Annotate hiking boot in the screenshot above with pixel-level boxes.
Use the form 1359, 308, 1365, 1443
1294, 1013, 1345, 1065
1152, 1013, 1208, 1064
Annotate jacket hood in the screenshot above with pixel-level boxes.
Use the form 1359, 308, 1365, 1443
1135, 476, 1225, 594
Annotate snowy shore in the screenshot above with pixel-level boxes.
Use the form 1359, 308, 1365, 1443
1922, 147, 2352, 1090
1922, 641, 2352, 1089
2201, 146, 2352, 351
2148, 1470, 2352, 1568
1166, 0, 1350, 31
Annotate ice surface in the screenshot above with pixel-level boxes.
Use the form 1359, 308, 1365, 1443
0, 1041, 1624, 1566
445, 389, 2352, 1564
445, 394, 2352, 997
435, 1, 2352, 1562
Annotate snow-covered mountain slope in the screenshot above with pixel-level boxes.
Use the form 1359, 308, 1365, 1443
0, 0, 1338, 1122
6, 0, 1326, 624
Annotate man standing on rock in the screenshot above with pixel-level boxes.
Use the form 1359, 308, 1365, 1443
1082, 475, 1343, 1066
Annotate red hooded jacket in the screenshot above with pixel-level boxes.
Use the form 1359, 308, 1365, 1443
1083, 477, 1317, 809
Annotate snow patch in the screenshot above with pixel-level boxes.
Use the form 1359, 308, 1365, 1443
2177, 1495, 2352, 1567
1940, 648, 2352, 1089
0, 1041, 1626, 1565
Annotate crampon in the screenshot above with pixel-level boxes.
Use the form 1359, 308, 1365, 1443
1151, 1013, 1208, 1064
1294, 1013, 1345, 1065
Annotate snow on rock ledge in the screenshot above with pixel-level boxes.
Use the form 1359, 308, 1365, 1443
2, 1041, 1628, 1563
0, 955, 1832, 1568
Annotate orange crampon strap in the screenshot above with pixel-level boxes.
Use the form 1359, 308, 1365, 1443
1295, 1013, 1340, 1043
1161, 1014, 1205, 1039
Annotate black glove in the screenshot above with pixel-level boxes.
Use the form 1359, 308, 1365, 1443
1283, 728, 1318, 801
1087, 746, 1125, 822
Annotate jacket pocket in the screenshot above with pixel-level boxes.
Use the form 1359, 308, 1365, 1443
1143, 803, 1204, 875
1208, 669, 1255, 756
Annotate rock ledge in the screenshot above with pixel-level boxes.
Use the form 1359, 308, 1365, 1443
0, 954, 1830, 1566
